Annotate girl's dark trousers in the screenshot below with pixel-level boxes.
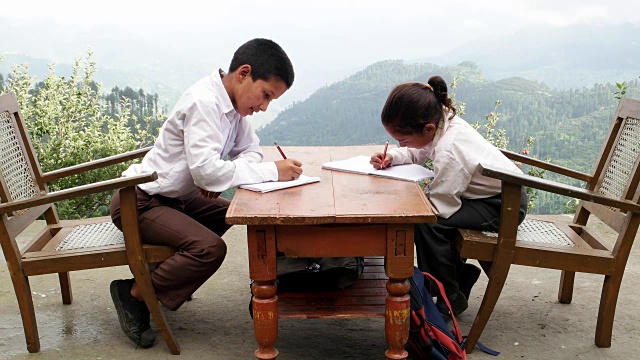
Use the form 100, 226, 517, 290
415, 188, 528, 299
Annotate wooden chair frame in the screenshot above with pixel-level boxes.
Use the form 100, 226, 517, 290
457, 97, 640, 352
0, 92, 180, 354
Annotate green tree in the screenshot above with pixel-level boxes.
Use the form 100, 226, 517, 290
1, 51, 157, 219
468, 96, 547, 211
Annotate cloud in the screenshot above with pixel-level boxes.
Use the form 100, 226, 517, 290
477, 1, 640, 26
5, 0, 640, 109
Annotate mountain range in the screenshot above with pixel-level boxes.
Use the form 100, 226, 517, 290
255, 59, 639, 214
3, 20, 640, 214
425, 23, 640, 89
2, 20, 639, 109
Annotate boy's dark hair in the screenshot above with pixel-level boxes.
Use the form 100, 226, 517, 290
229, 38, 295, 88
381, 76, 456, 135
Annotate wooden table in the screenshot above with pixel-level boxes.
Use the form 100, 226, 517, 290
226, 146, 438, 360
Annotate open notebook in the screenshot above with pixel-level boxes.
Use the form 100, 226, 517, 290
238, 175, 321, 193
322, 155, 434, 182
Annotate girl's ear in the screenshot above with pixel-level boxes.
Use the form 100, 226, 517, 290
423, 123, 436, 135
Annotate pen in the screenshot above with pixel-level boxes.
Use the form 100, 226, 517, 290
381, 140, 389, 168
274, 142, 287, 159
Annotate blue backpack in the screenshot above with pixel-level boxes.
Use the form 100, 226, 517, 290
408, 267, 499, 359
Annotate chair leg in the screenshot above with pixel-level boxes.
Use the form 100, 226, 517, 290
595, 274, 623, 347
58, 272, 73, 305
558, 270, 574, 304
465, 259, 512, 353
478, 260, 493, 276
10, 274, 40, 353
119, 186, 180, 354
130, 264, 181, 355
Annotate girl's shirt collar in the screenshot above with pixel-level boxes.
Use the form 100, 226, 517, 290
424, 108, 452, 157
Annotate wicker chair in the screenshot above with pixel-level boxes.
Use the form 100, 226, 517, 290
457, 97, 640, 352
0, 92, 180, 354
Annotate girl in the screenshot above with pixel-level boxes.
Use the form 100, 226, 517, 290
370, 76, 527, 319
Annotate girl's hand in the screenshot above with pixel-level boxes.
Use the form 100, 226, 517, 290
275, 158, 303, 181
370, 152, 393, 169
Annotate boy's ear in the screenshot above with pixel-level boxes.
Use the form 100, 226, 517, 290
236, 64, 252, 82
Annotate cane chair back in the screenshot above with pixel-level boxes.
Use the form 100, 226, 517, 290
457, 97, 640, 353
0, 92, 180, 354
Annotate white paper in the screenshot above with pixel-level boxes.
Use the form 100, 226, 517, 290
322, 155, 434, 182
239, 175, 321, 193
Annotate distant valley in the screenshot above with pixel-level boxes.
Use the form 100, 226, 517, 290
2, 21, 640, 214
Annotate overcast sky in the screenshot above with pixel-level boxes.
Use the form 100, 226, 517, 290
5, 0, 640, 124
8, 0, 640, 64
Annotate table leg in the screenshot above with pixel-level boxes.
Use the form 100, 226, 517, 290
384, 225, 414, 360
252, 281, 278, 360
247, 226, 279, 360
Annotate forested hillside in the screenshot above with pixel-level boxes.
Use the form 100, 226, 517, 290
4, 55, 639, 215
258, 60, 640, 214
26, 77, 166, 136
1, 71, 165, 132
0, 53, 182, 107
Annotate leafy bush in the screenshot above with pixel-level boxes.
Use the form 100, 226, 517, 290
1, 52, 159, 219
451, 78, 547, 212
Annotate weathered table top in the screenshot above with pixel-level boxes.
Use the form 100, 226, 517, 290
226, 145, 438, 225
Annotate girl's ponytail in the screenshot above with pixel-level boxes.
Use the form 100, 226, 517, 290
427, 76, 456, 119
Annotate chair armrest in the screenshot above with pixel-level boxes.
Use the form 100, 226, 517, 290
500, 149, 592, 182
0, 172, 157, 215
41, 146, 152, 183
479, 163, 640, 214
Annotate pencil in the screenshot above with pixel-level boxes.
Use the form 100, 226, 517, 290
274, 142, 287, 159
381, 140, 389, 168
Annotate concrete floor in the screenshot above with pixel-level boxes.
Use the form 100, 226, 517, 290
1, 215, 639, 359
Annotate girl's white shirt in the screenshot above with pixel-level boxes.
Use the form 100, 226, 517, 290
387, 114, 523, 218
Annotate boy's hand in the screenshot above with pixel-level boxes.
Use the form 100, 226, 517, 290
199, 188, 221, 199
370, 152, 393, 169
275, 159, 303, 181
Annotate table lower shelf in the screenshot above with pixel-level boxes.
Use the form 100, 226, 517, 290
278, 257, 389, 319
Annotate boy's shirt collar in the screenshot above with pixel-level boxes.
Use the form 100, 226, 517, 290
213, 68, 237, 116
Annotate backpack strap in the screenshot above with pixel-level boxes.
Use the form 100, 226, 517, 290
422, 272, 463, 344
421, 270, 501, 357
462, 337, 500, 356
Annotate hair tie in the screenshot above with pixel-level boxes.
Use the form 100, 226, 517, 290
425, 83, 433, 91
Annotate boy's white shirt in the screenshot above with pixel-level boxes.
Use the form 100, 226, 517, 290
386, 113, 523, 219
123, 69, 278, 200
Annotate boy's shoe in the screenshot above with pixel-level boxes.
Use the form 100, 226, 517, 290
437, 291, 468, 324
110, 279, 156, 348
458, 263, 482, 300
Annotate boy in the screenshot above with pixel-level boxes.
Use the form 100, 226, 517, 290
109, 38, 300, 348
